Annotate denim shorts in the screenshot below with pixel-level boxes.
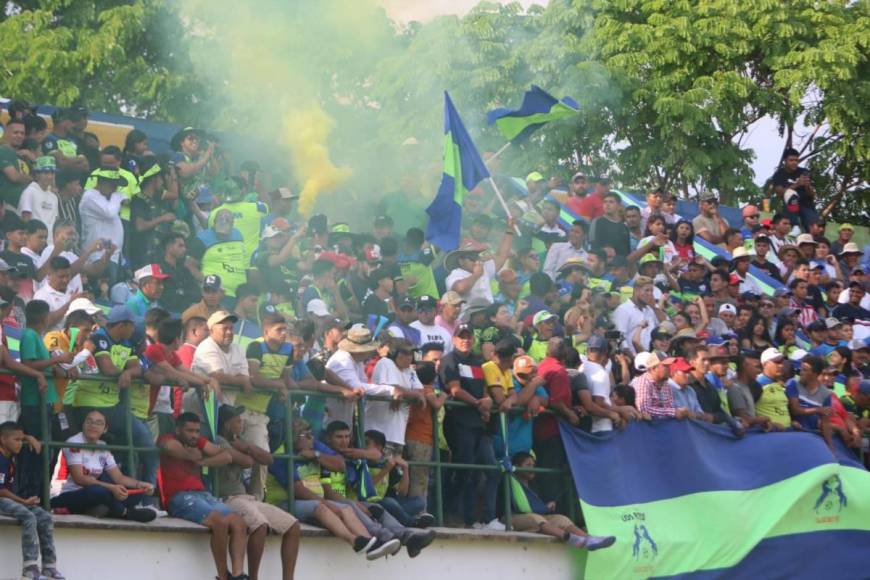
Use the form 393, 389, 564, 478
169, 491, 233, 524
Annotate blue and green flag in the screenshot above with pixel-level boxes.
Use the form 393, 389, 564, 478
560, 421, 870, 579
487, 85, 579, 143
425, 92, 490, 251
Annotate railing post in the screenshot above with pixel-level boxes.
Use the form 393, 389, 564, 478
286, 391, 295, 512
432, 403, 443, 526
40, 391, 50, 510
123, 388, 135, 479
355, 396, 366, 446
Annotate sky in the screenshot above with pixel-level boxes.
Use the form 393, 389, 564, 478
378, 0, 791, 187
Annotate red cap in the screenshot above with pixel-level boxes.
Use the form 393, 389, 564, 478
133, 264, 171, 283
729, 273, 741, 286
665, 357, 694, 373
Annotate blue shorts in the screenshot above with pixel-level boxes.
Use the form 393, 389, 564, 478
168, 491, 233, 524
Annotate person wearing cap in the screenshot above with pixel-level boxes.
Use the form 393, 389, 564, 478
582, 335, 626, 432
18, 156, 59, 238
191, 309, 251, 405
445, 227, 513, 306
231, 283, 262, 351
543, 220, 589, 281
785, 355, 835, 449
302, 258, 350, 321
435, 290, 464, 336
182, 274, 226, 324
1, 213, 38, 299
630, 352, 688, 419
369, 338, 426, 459
837, 241, 865, 274
493, 268, 522, 315
169, 127, 215, 204
487, 350, 547, 456
829, 223, 854, 257
125, 264, 171, 320
576, 176, 608, 221
127, 158, 175, 268
253, 218, 306, 302
410, 296, 452, 354
807, 318, 844, 358
32, 256, 83, 331
730, 247, 762, 296
612, 276, 660, 356
386, 297, 422, 346
361, 266, 395, 321
157, 231, 201, 315
525, 310, 557, 363
754, 348, 792, 429
78, 167, 124, 283
207, 177, 268, 264
187, 208, 247, 298
215, 404, 301, 580
691, 191, 728, 244
438, 323, 500, 529
688, 345, 743, 432
666, 356, 704, 419
563, 172, 589, 215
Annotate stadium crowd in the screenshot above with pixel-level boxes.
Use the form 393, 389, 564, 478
0, 100, 868, 580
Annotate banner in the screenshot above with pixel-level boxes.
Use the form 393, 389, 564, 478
559, 420, 870, 579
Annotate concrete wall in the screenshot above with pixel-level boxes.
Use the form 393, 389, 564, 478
0, 515, 579, 580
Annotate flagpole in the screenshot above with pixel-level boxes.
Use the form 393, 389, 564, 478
487, 177, 521, 236
485, 142, 512, 167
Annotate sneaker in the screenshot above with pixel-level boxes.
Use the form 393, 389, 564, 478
139, 504, 168, 518
83, 505, 110, 519
483, 518, 506, 532
228, 575, 250, 580
353, 536, 377, 554
405, 529, 436, 558
584, 535, 616, 551
21, 565, 44, 580
41, 569, 65, 580
470, 522, 484, 530
365, 538, 402, 561
124, 507, 157, 523
415, 512, 435, 529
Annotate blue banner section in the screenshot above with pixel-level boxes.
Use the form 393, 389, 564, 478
558, 420, 864, 508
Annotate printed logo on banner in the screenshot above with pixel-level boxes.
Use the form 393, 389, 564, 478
622, 511, 658, 574
813, 474, 848, 524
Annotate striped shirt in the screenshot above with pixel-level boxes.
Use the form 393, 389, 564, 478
631, 372, 675, 418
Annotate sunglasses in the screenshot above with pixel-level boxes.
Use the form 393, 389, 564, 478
745, 214, 760, 219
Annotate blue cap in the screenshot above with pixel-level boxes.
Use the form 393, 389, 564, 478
107, 305, 134, 325
588, 335, 608, 351
858, 380, 870, 396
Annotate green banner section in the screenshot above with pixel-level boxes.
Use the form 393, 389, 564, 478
579, 464, 870, 579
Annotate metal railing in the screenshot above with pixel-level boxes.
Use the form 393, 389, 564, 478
29, 377, 578, 531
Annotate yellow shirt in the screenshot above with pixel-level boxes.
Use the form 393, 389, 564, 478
482, 361, 512, 394
755, 380, 790, 428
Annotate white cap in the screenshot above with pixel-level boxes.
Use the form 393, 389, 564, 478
67, 297, 101, 316
789, 348, 809, 362
634, 351, 652, 372
760, 347, 784, 365
306, 299, 330, 317
719, 303, 737, 315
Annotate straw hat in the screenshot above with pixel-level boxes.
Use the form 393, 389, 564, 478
338, 325, 379, 353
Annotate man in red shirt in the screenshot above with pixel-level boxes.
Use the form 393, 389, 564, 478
534, 337, 580, 512
176, 316, 208, 370
158, 412, 248, 580
573, 177, 608, 221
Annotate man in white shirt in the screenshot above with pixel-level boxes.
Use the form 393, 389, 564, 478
543, 220, 589, 280
33, 256, 81, 330
18, 156, 59, 242
191, 310, 252, 409
444, 231, 513, 305
34, 220, 112, 295
369, 338, 425, 456
410, 296, 452, 353
583, 336, 614, 433
612, 276, 660, 355
78, 169, 125, 284
325, 325, 396, 427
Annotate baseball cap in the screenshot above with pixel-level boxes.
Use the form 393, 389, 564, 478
374, 215, 393, 228
634, 352, 652, 372
760, 347, 784, 364
107, 305, 134, 325
849, 339, 870, 352
513, 355, 536, 376
397, 297, 416, 310
67, 297, 102, 317
203, 274, 223, 291
728, 273, 741, 286
698, 191, 718, 202
707, 344, 730, 360
441, 291, 465, 307
306, 299, 330, 317
217, 404, 246, 428
754, 233, 771, 244
532, 310, 557, 327
796, 233, 817, 246
664, 357, 694, 373
417, 296, 437, 310
206, 310, 238, 329
262, 224, 287, 239
773, 287, 790, 298
658, 321, 677, 335
824, 317, 843, 329
526, 171, 545, 182
454, 323, 473, 337
719, 303, 737, 316
133, 264, 171, 283
644, 351, 676, 370
807, 320, 827, 332
588, 335, 607, 351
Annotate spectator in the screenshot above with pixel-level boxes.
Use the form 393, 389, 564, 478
0, 421, 64, 580
129, 160, 175, 268
740, 205, 760, 239
2, 213, 37, 299
232, 283, 262, 350
35, 220, 109, 297
435, 291, 464, 336
78, 168, 125, 285
692, 191, 729, 244
363, 429, 433, 528
0, 118, 33, 207
505, 452, 615, 550
787, 355, 834, 449
50, 409, 155, 522
54, 171, 83, 231
208, 177, 268, 264
188, 209, 246, 298
573, 177, 607, 220
410, 295, 452, 352
182, 275, 225, 324
543, 220, 588, 280
369, 338, 425, 458
126, 264, 171, 320
403, 360, 445, 512
18, 156, 59, 239
750, 234, 782, 282
158, 412, 248, 580
303, 259, 350, 321
564, 172, 588, 217
770, 147, 817, 230
42, 109, 89, 175
386, 298, 422, 345
755, 348, 791, 429
156, 232, 201, 315
612, 277, 660, 355
631, 352, 687, 419
589, 192, 630, 259
215, 404, 300, 580
666, 356, 704, 418
177, 316, 208, 370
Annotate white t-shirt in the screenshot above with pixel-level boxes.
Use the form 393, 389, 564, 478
582, 360, 612, 433
60, 432, 117, 493
445, 260, 496, 305
34, 246, 83, 294
18, 183, 59, 243
369, 357, 420, 445
410, 321, 453, 353
612, 299, 658, 355
192, 337, 249, 405
33, 283, 74, 330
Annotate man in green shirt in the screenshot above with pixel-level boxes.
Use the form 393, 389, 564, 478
0, 118, 32, 207
18, 299, 75, 499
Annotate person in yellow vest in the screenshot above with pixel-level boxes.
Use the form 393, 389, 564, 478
188, 209, 246, 298
42, 109, 89, 175
208, 177, 268, 265
526, 311, 558, 363
755, 348, 792, 429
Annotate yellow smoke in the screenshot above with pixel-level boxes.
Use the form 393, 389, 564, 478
281, 106, 352, 217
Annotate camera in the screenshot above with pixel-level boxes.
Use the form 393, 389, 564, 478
604, 330, 623, 341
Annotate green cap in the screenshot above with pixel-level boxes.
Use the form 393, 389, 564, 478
219, 178, 244, 202
639, 253, 663, 265
93, 168, 122, 181
526, 171, 545, 182
34, 156, 56, 172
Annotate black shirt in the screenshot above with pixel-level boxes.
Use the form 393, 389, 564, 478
129, 195, 171, 268
688, 376, 730, 425
589, 215, 631, 257
751, 259, 782, 282
157, 257, 201, 314
831, 303, 870, 321
771, 166, 812, 205
439, 349, 486, 429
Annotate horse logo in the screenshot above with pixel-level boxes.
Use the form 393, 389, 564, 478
814, 475, 847, 514
632, 523, 658, 561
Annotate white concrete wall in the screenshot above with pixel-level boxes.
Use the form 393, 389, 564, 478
0, 517, 579, 580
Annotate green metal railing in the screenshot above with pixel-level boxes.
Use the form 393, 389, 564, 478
31, 377, 579, 530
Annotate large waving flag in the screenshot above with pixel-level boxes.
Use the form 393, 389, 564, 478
487, 85, 579, 143
560, 421, 870, 579
425, 92, 491, 251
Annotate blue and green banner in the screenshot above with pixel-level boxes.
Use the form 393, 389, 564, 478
425, 92, 491, 251
560, 421, 870, 579
487, 85, 579, 143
